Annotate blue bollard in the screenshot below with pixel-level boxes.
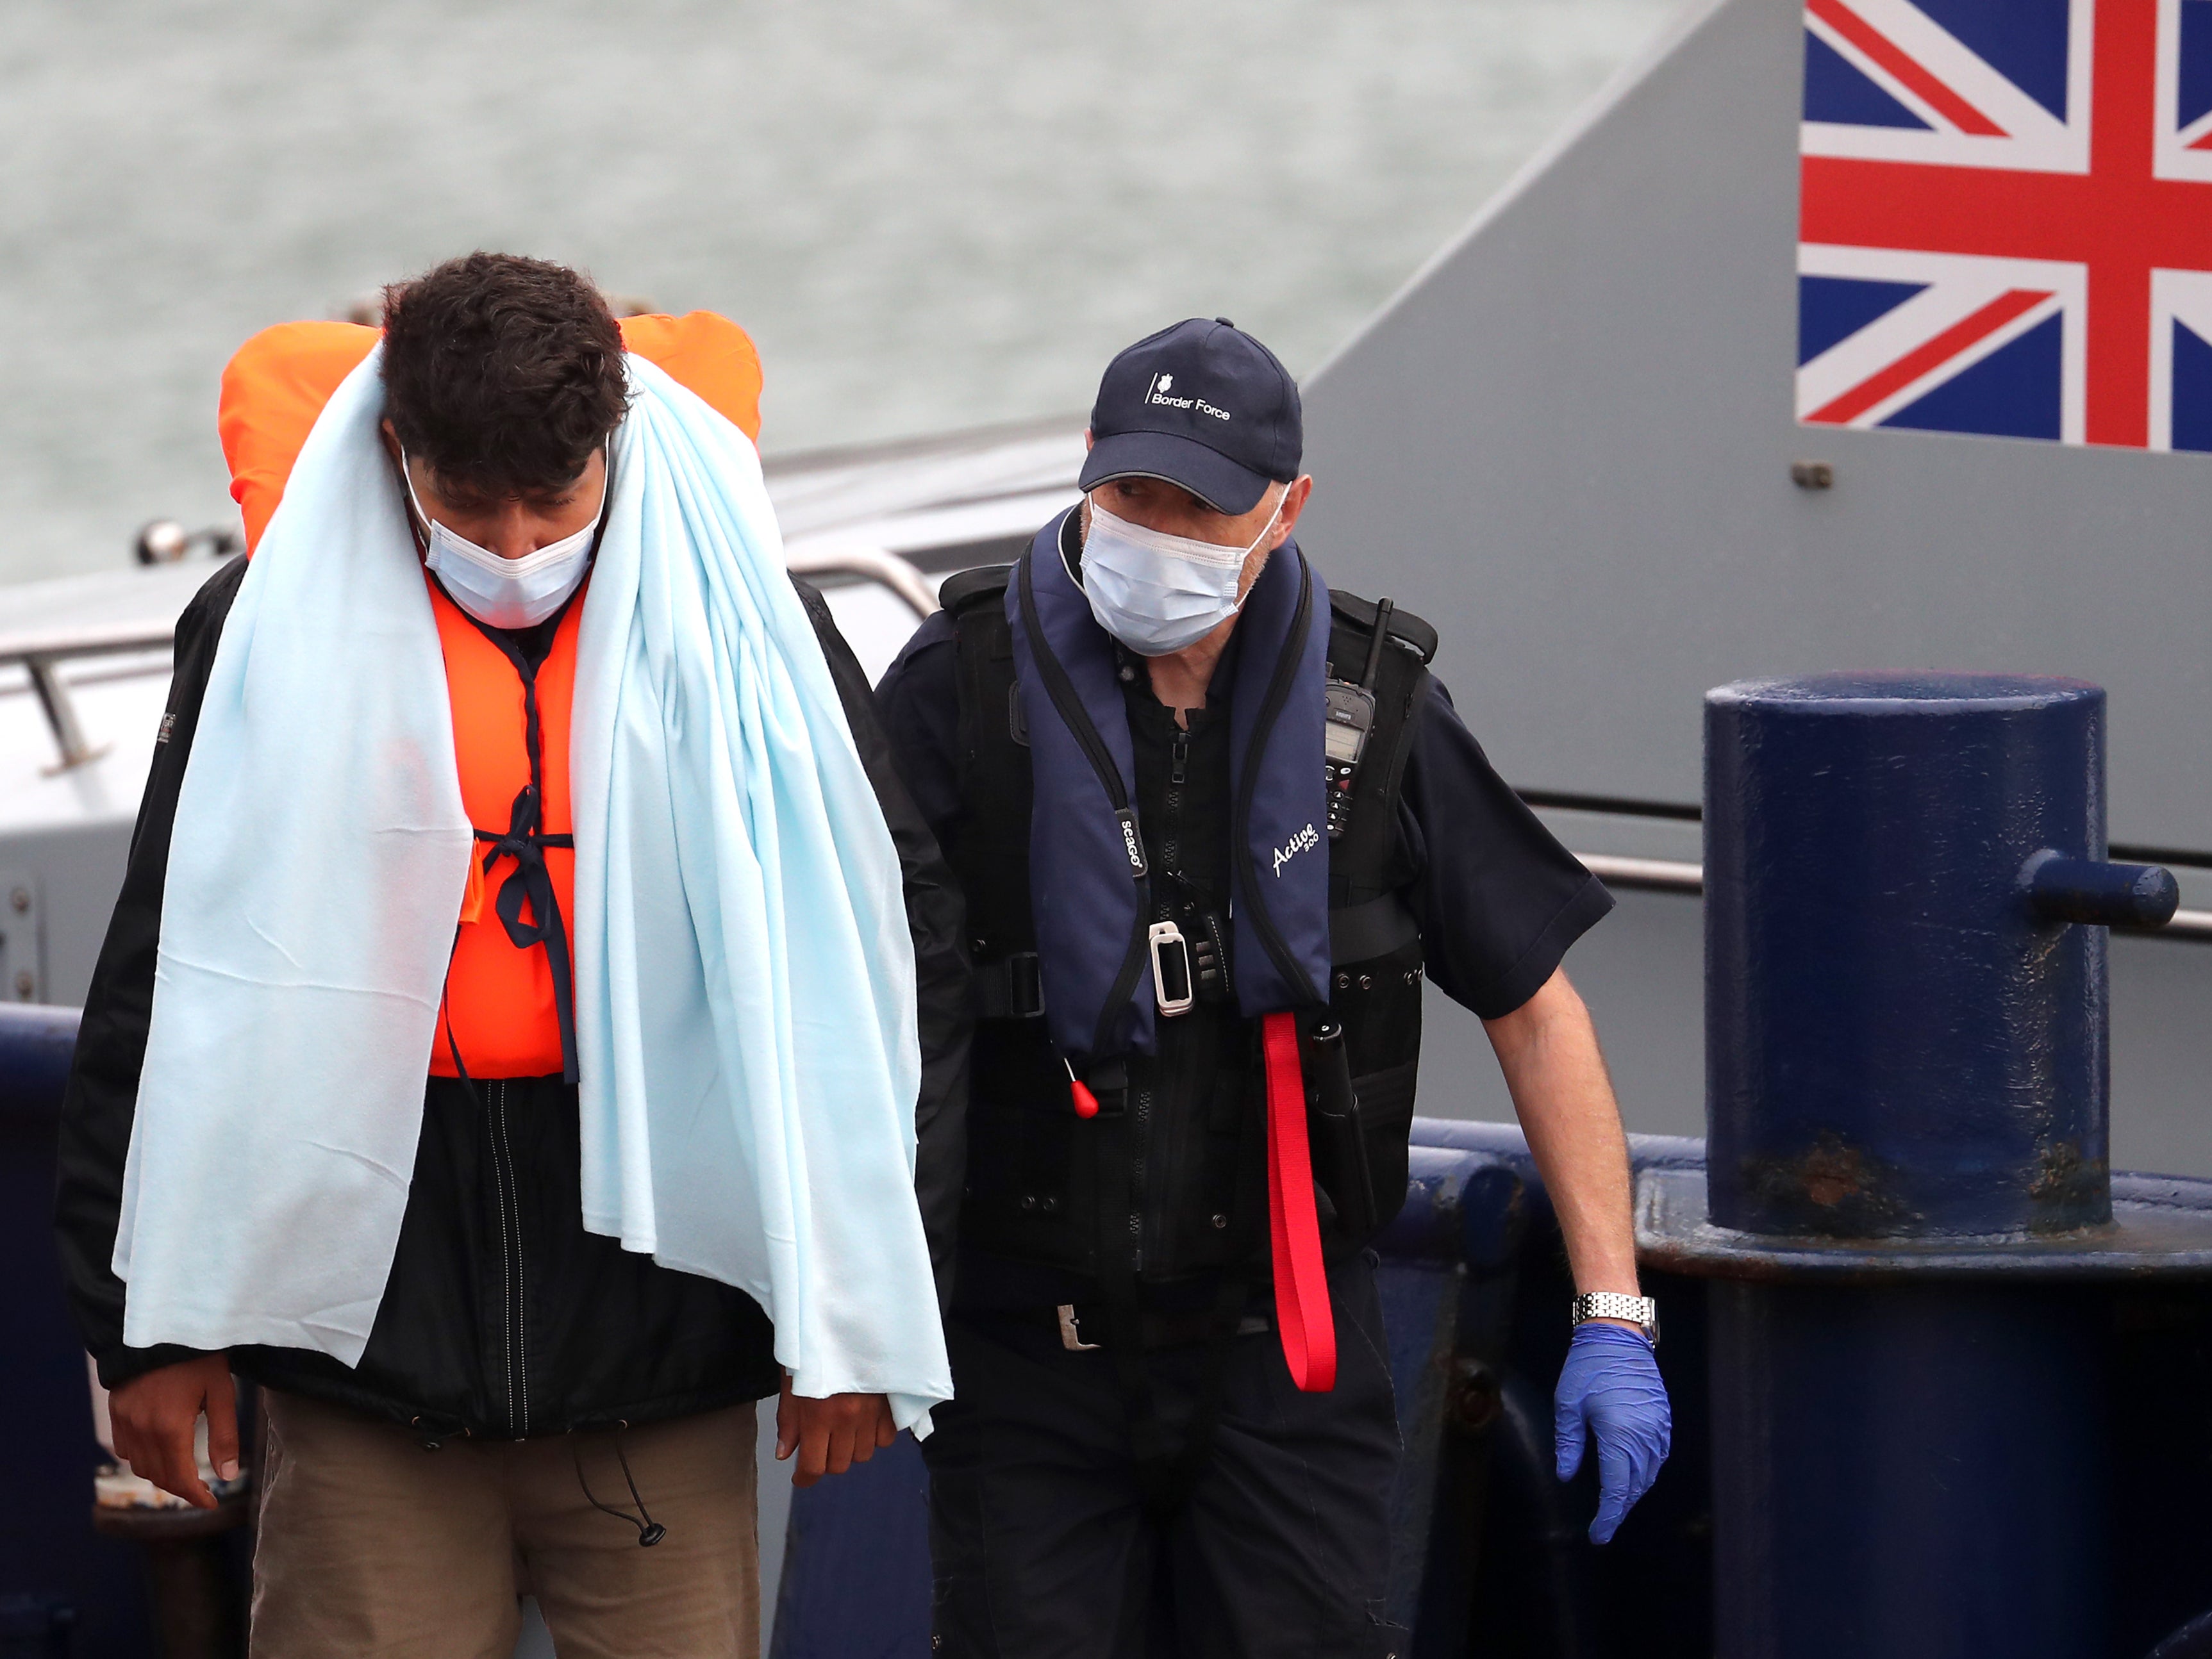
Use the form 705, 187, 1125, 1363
1682, 674, 2182, 1659
1705, 673, 2121, 1239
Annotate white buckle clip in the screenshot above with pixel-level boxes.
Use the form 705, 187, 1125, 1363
1149, 921, 1195, 1016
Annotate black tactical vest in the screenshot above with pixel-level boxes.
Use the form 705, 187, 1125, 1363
941, 563, 1436, 1282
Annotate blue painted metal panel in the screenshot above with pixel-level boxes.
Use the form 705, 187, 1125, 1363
1801, 31, 1932, 131
2183, 0, 2212, 129
1911, 0, 2071, 119
1798, 276, 1927, 366
0, 1005, 154, 1658
1711, 1280, 2104, 1657
2174, 321, 2212, 454
769, 1434, 933, 1659
1879, 315, 2065, 441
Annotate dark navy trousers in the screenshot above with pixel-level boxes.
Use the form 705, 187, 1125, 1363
922, 1256, 1407, 1659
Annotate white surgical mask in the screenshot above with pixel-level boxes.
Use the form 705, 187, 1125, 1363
403, 451, 605, 630
1079, 487, 1289, 657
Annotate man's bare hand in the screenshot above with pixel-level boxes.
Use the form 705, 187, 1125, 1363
774, 1376, 897, 1488
107, 1353, 237, 1510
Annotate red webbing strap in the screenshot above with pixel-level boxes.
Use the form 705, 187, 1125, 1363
1262, 1011, 1336, 1392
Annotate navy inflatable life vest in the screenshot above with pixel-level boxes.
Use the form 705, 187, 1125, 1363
940, 519, 1436, 1281
1008, 508, 1333, 1063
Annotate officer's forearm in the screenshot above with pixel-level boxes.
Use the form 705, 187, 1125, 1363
1482, 968, 1642, 1298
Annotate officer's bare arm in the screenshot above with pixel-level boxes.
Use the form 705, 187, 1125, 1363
1482, 967, 1643, 1305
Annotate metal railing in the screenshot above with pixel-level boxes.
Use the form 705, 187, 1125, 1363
783, 546, 940, 619
4, 626, 176, 771
1574, 850, 2212, 941
5, 549, 942, 772
1521, 785, 2212, 871
17, 564, 2209, 952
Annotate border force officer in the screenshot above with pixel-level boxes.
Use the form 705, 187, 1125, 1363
876, 318, 1670, 1656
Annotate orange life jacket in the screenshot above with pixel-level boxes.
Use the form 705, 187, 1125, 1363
219, 312, 763, 554
425, 575, 585, 1079
216, 310, 765, 1079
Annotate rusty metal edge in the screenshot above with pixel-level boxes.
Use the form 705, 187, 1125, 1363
1635, 1167, 2212, 1281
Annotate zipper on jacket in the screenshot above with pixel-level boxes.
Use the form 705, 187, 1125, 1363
1141, 723, 1192, 1269
1129, 1084, 1153, 1275
487, 1080, 530, 1437
1163, 726, 1189, 873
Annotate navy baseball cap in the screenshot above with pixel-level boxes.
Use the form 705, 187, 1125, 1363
1079, 318, 1302, 515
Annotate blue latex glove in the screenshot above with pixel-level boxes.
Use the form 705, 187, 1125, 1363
1553, 1321, 1671, 1544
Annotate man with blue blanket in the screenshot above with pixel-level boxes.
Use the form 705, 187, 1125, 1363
54, 254, 966, 1658
876, 318, 1670, 1655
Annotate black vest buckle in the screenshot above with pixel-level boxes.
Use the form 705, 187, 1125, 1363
974, 952, 1044, 1020
1084, 1057, 1129, 1119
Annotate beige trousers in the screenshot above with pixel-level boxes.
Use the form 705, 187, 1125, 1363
251, 1391, 760, 1659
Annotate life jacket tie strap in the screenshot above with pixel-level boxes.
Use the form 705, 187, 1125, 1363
1262, 1010, 1336, 1392
475, 780, 580, 1084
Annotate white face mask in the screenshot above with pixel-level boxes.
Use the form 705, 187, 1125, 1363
1079, 487, 1289, 657
403, 452, 606, 630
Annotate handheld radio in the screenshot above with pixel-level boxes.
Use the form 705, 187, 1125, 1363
1324, 597, 1394, 839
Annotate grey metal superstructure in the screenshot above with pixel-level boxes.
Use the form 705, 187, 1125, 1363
1298, 0, 2212, 1174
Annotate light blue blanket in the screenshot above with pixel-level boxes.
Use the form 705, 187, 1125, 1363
116, 347, 951, 1432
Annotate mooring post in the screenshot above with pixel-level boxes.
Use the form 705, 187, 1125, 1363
1699, 673, 2161, 1659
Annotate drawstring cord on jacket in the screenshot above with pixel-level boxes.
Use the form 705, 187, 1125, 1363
572, 1424, 667, 1548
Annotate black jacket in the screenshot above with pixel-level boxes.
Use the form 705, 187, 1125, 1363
54, 558, 970, 1439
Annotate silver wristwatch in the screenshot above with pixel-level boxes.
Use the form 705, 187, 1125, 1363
1571, 1291, 1659, 1345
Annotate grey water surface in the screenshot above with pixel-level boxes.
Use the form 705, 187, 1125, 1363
1, 0, 1683, 587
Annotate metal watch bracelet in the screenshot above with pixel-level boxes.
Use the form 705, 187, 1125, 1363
1570, 1291, 1659, 1345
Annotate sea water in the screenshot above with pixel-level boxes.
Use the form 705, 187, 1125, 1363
0, 0, 1684, 587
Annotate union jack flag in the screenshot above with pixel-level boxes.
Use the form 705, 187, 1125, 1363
1799, 0, 2212, 450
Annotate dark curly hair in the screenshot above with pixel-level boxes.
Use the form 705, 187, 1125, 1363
380, 252, 628, 500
